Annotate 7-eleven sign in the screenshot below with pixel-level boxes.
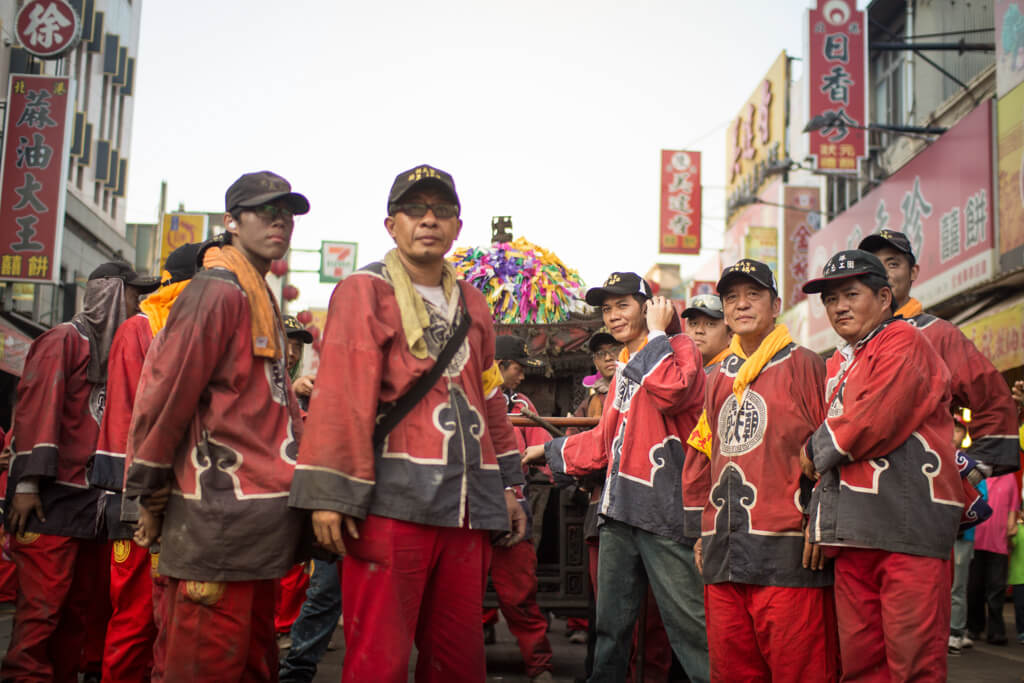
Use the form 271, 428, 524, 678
320, 241, 359, 283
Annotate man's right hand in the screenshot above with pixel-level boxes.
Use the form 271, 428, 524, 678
9, 492, 45, 536
693, 537, 703, 575
312, 510, 361, 556
522, 444, 546, 466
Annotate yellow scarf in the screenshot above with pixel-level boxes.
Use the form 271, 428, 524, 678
895, 297, 923, 318
203, 245, 283, 361
706, 346, 731, 368
138, 271, 190, 336
384, 249, 458, 360
729, 324, 793, 402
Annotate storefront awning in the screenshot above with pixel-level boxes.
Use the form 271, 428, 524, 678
958, 292, 1024, 372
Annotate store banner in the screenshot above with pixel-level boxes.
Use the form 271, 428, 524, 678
997, 81, 1024, 272
688, 280, 717, 299
659, 150, 701, 254
806, 0, 868, 173
959, 297, 1024, 372
0, 75, 73, 284
744, 227, 778, 276
806, 102, 995, 351
997, 0, 1024, 97
159, 213, 208, 273
783, 186, 822, 306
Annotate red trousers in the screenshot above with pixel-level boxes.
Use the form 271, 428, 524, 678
0, 531, 17, 602
341, 515, 492, 683
160, 578, 277, 681
1, 533, 109, 683
705, 582, 839, 683
274, 562, 310, 635
150, 556, 169, 683
103, 539, 157, 682
483, 539, 552, 677
833, 549, 950, 682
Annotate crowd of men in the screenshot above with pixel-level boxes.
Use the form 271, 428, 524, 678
0, 162, 1020, 683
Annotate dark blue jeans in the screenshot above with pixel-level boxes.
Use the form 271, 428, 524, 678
279, 559, 342, 683
590, 519, 710, 683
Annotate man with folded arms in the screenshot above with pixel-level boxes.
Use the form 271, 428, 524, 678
803, 249, 962, 680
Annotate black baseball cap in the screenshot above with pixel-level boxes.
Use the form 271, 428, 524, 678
802, 249, 889, 294
88, 260, 160, 293
858, 230, 915, 265
585, 272, 653, 306
162, 242, 202, 286
387, 165, 460, 213
495, 335, 543, 367
587, 331, 618, 353
717, 259, 778, 297
681, 293, 724, 320
283, 316, 313, 344
225, 171, 310, 215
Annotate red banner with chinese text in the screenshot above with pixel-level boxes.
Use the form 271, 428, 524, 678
0, 75, 72, 284
659, 150, 701, 254
807, 0, 868, 173
783, 186, 821, 306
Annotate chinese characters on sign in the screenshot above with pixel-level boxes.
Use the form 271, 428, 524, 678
14, 0, 81, 60
725, 52, 788, 219
0, 75, 73, 284
659, 150, 701, 255
783, 187, 821, 305
807, 0, 867, 172
320, 241, 359, 283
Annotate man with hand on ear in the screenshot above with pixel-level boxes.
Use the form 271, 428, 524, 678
125, 171, 307, 679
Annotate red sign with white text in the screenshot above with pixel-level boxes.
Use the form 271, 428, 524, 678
807, 0, 868, 172
15, 0, 81, 60
806, 102, 995, 351
0, 75, 73, 284
783, 186, 822, 306
659, 150, 701, 254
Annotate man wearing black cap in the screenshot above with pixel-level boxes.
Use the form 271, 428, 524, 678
681, 294, 732, 370
83, 243, 200, 682
682, 258, 836, 681
859, 230, 1019, 476
1, 260, 158, 681
289, 164, 527, 682
125, 171, 308, 679
802, 249, 961, 681
524, 271, 710, 683
283, 315, 315, 410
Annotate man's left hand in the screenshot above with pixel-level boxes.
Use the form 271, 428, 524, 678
802, 522, 825, 570
646, 296, 675, 333
502, 489, 527, 547
293, 374, 315, 398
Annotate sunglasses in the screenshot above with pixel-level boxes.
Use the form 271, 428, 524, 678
593, 348, 622, 360
247, 204, 295, 223
391, 202, 460, 219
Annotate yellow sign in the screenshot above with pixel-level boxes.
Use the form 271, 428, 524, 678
726, 51, 789, 219
998, 81, 1024, 269
159, 213, 208, 273
959, 297, 1024, 372
744, 226, 778, 275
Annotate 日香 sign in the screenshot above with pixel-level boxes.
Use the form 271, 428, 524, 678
806, 0, 868, 173
320, 241, 358, 283
659, 150, 701, 254
805, 102, 996, 352
0, 75, 74, 284
15, 0, 81, 60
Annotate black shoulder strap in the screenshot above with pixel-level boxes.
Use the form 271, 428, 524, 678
372, 285, 472, 447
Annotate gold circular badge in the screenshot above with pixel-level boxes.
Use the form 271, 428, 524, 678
184, 580, 225, 606
15, 531, 40, 545
112, 540, 132, 564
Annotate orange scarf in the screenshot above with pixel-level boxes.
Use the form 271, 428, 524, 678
895, 297, 923, 318
203, 244, 283, 361
706, 347, 731, 368
618, 336, 649, 363
138, 270, 190, 336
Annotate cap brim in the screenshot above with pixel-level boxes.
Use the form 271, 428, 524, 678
801, 272, 860, 294
716, 272, 776, 296
235, 191, 310, 215
681, 307, 724, 319
127, 275, 161, 293
287, 330, 314, 344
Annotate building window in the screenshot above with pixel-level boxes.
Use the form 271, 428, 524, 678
872, 46, 905, 127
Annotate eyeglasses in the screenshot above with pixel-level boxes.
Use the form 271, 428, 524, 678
247, 204, 294, 223
391, 202, 460, 219
593, 348, 621, 360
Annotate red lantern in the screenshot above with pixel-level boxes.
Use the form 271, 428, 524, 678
307, 325, 321, 342
296, 310, 313, 325
282, 285, 300, 301
270, 260, 289, 277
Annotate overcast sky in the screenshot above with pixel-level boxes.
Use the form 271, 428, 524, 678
126, 0, 816, 311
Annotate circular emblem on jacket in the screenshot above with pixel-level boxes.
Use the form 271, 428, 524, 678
113, 539, 132, 563
717, 390, 768, 456
184, 580, 225, 606
15, 531, 40, 545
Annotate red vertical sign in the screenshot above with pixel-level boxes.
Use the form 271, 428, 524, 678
807, 0, 868, 172
0, 75, 72, 283
783, 186, 822, 305
659, 150, 701, 254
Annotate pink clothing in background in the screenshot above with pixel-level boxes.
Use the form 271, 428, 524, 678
974, 474, 1021, 555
